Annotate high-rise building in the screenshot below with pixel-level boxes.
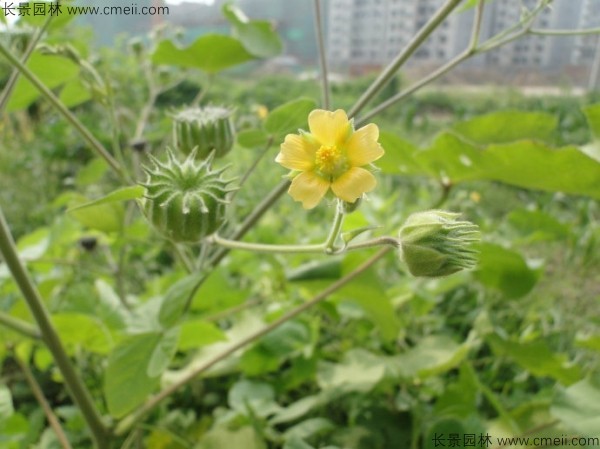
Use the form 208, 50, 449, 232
327, 0, 600, 72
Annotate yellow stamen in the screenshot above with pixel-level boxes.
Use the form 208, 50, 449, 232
315, 145, 345, 176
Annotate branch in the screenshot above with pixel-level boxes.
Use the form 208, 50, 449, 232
0, 311, 41, 340
0, 42, 126, 182
348, 0, 464, 118
0, 208, 109, 448
313, 0, 331, 109
115, 246, 392, 435
15, 355, 74, 449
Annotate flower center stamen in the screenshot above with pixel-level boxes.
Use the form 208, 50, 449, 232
315, 144, 345, 177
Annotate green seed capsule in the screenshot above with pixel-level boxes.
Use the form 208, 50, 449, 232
172, 106, 235, 159
142, 150, 236, 242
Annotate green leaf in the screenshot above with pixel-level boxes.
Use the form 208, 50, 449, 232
237, 129, 270, 148
7, 53, 79, 111
378, 131, 426, 175
551, 377, 600, 436
223, 4, 283, 58
67, 186, 144, 213
424, 418, 467, 449
75, 158, 108, 186
147, 326, 180, 377
507, 209, 570, 242
475, 243, 539, 299
283, 438, 316, 449
287, 259, 342, 282
575, 333, 600, 351
68, 194, 124, 233
0, 384, 14, 420
284, 418, 335, 442
178, 320, 227, 351
158, 273, 205, 328
52, 313, 112, 355
488, 333, 581, 385
59, 78, 91, 108
452, 110, 557, 144
152, 35, 254, 73
583, 103, 600, 140
391, 336, 471, 379
228, 380, 279, 418
197, 426, 267, 449
317, 349, 386, 393
105, 332, 177, 418
265, 98, 317, 140
270, 395, 326, 425
94, 280, 130, 330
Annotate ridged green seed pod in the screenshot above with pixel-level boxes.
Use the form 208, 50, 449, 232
172, 106, 235, 159
142, 150, 236, 242
398, 210, 480, 277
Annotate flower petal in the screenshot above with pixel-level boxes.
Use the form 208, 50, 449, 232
345, 123, 384, 166
275, 134, 318, 171
288, 171, 330, 209
308, 109, 351, 146
330, 167, 376, 203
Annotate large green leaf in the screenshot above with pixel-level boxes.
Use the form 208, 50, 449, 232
0, 384, 13, 420
178, 320, 227, 351
158, 273, 205, 328
317, 349, 387, 393
475, 243, 539, 299
68, 194, 124, 233
197, 425, 267, 449
52, 313, 112, 355
583, 103, 600, 140
488, 334, 581, 385
7, 53, 80, 111
223, 4, 283, 58
265, 98, 317, 140
228, 379, 280, 418
452, 110, 557, 144
104, 331, 179, 418
152, 35, 254, 73
551, 377, 600, 436
387, 131, 600, 199
378, 132, 424, 175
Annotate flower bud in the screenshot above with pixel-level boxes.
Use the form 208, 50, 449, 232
142, 150, 237, 242
398, 210, 479, 277
172, 106, 235, 160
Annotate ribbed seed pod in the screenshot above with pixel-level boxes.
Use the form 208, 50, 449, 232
142, 150, 236, 243
172, 106, 235, 159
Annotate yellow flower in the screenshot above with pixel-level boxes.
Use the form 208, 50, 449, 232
275, 109, 384, 209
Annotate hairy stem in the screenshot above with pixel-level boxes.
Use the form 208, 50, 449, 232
313, 0, 330, 109
0, 208, 108, 448
115, 246, 392, 435
0, 42, 126, 181
348, 0, 463, 118
0, 15, 53, 113
15, 355, 74, 449
324, 201, 345, 253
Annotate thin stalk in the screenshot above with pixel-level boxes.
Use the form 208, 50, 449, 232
313, 0, 330, 109
115, 246, 392, 435
210, 234, 325, 254
0, 15, 53, 113
348, 0, 464, 118
530, 26, 600, 36
468, 0, 486, 51
324, 200, 344, 253
232, 136, 274, 196
15, 355, 74, 449
0, 311, 41, 340
0, 42, 125, 181
0, 208, 108, 448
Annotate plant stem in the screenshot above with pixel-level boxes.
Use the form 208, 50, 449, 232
313, 0, 330, 109
0, 207, 109, 448
233, 136, 274, 195
0, 15, 53, 113
14, 355, 74, 449
0, 311, 41, 340
209, 234, 325, 254
530, 26, 600, 36
348, 0, 463, 118
324, 201, 345, 253
115, 246, 392, 435
0, 42, 126, 182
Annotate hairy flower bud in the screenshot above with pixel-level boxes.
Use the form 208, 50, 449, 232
172, 106, 235, 159
398, 210, 480, 277
142, 150, 236, 242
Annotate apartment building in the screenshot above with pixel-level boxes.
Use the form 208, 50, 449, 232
327, 0, 598, 71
